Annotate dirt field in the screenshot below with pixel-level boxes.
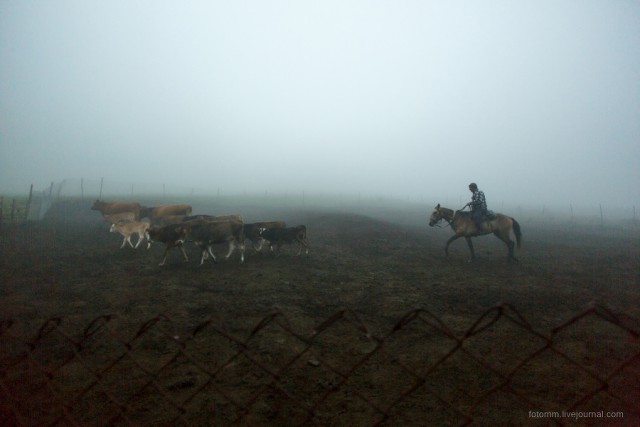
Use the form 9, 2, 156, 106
1, 197, 639, 426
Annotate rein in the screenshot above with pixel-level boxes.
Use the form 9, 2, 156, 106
435, 209, 455, 228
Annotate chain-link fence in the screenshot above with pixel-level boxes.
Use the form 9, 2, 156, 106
1, 303, 638, 426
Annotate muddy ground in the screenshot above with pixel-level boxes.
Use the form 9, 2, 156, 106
1, 198, 639, 426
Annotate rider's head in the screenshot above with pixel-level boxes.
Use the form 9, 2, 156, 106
469, 182, 478, 192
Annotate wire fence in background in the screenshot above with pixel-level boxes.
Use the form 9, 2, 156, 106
1, 303, 638, 426
2, 177, 639, 224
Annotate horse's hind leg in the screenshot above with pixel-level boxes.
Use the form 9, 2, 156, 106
507, 240, 518, 261
495, 231, 518, 261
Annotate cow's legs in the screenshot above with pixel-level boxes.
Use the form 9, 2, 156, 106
207, 246, 218, 262
224, 241, 236, 260
179, 245, 189, 262
161, 243, 188, 265
159, 247, 170, 266
296, 238, 309, 255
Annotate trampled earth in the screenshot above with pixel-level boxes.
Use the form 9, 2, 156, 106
1, 198, 639, 426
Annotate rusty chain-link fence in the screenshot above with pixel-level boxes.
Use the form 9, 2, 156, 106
1, 303, 639, 426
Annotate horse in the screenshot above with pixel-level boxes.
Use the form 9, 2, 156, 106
428, 204, 522, 261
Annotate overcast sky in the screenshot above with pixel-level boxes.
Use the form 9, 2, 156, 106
1, 1, 639, 208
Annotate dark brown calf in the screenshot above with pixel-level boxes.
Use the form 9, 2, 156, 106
186, 219, 245, 265
260, 225, 308, 256
244, 221, 286, 251
147, 223, 189, 265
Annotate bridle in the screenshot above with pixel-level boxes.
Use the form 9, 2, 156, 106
430, 208, 454, 228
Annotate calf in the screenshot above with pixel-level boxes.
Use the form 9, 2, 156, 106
146, 223, 190, 266
110, 220, 151, 249
186, 219, 245, 265
260, 225, 308, 256
244, 221, 286, 251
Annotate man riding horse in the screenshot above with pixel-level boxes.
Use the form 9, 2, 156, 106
464, 182, 487, 232
428, 183, 522, 261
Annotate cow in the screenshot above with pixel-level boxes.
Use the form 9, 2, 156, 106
244, 221, 286, 252
182, 214, 243, 222
109, 220, 151, 249
146, 223, 190, 266
140, 204, 193, 220
91, 200, 141, 220
260, 225, 308, 256
102, 212, 137, 225
150, 214, 187, 227
185, 218, 245, 265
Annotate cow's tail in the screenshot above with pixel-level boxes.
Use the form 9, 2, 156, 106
511, 218, 522, 249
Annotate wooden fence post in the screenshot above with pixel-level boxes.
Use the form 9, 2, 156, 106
99, 177, 104, 200
599, 204, 604, 227
10, 199, 16, 221
25, 184, 34, 220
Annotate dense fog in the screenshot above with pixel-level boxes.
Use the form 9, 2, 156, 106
1, 1, 639, 211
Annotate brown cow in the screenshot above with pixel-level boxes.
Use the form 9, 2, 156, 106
260, 225, 308, 256
182, 214, 243, 222
150, 214, 187, 227
102, 212, 137, 225
244, 221, 286, 251
91, 200, 141, 219
146, 223, 190, 266
140, 204, 193, 220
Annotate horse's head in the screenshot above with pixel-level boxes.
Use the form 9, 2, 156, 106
428, 204, 443, 227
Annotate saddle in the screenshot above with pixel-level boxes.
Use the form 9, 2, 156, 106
484, 210, 497, 220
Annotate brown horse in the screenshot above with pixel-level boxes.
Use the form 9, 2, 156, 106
428, 204, 522, 261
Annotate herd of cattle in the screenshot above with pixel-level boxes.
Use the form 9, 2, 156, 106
91, 199, 309, 266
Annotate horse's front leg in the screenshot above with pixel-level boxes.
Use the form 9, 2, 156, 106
445, 235, 461, 256
465, 237, 476, 260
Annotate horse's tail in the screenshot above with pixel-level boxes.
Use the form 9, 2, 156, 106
511, 217, 522, 249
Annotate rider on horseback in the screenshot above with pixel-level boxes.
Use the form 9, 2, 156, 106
464, 182, 487, 232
